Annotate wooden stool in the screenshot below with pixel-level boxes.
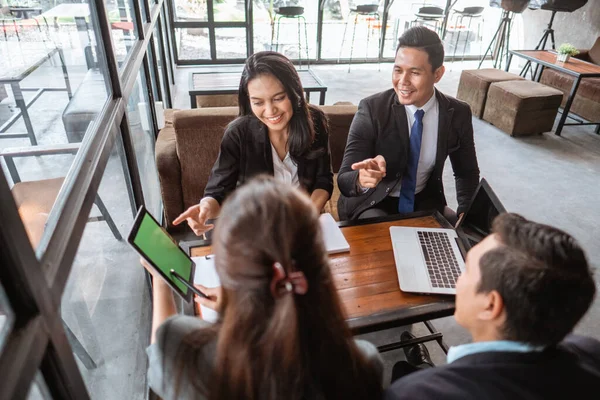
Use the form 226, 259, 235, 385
457, 68, 525, 118
483, 80, 564, 136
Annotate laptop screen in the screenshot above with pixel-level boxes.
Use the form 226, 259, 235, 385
457, 179, 506, 247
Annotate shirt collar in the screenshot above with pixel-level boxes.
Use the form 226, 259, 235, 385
405, 91, 437, 116
447, 341, 545, 364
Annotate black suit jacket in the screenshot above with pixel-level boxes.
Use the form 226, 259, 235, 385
384, 335, 600, 400
204, 107, 333, 204
337, 88, 479, 220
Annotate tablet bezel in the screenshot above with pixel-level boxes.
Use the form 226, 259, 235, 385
127, 205, 196, 303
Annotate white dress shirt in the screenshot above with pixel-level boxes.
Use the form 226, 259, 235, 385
390, 92, 439, 197
271, 143, 299, 187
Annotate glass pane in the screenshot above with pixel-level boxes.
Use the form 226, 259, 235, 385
0, 281, 13, 355
106, 0, 139, 66
215, 28, 247, 59
322, 0, 382, 60
26, 371, 52, 400
153, 27, 170, 108
126, 68, 161, 217
175, 27, 210, 60
61, 135, 149, 399
174, 0, 208, 21
0, 1, 110, 254
253, 0, 316, 60
214, 0, 246, 22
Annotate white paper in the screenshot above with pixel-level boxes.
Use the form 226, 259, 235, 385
319, 213, 350, 254
192, 255, 221, 323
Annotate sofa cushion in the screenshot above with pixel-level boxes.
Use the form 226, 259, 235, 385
540, 68, 600, 123
588, 37, 600, 65
318, 104, 357, 172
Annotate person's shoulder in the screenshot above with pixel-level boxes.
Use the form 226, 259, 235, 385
156, 315, 213, 344
385, 364, 466, 400
360, 88, 396, 107
560, 334, 600, 363
224, 115, 261, 141
437, 90, 471, 114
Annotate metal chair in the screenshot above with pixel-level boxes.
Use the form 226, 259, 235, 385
338, 4, 381, 72
449, 6, 484, 62
271, 6, 310, 68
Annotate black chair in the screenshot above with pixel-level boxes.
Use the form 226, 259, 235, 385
338, 4, 381, 72
449, 6, 484, 62
411, 5, 445, 36
271, 6, 310, 68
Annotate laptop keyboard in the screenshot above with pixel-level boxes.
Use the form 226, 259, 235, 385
418, 231, 461, 289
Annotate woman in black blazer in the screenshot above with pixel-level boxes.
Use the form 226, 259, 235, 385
174, 51, 333, 236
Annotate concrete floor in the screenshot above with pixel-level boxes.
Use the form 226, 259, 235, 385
174, 59, 600, 386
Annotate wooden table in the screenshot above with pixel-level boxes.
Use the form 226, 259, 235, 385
506, 50, 600, 136
189, 69, 328, 108
183, 211, 455, 340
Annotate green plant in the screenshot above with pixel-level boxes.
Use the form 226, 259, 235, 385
558, 43, 579, 56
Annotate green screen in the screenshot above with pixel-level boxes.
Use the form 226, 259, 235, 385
133, 213, 192, 295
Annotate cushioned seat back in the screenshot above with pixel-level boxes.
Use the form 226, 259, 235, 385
318, 104, 357, 172
173, 107, 238, 212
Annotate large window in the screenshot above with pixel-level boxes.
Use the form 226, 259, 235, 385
0, 0, 169, 397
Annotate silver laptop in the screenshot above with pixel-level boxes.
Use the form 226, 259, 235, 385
390, 178, 506, 295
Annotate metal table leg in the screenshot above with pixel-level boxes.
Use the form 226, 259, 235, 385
555, 75, 582, 136
10, 82, 37, 145
319, 90, 326, 105
57, 48, 72, 99
190, 93, 197, 108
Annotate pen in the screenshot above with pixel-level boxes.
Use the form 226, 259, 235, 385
170, 269, 208, 299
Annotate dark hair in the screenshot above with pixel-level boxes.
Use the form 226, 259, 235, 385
177, 176, 382, 400
238, 51, 320, 163
396, 26, 444, 71
477, 213, 596, 347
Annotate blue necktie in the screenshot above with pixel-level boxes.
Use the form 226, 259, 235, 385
398, 109, 425, 213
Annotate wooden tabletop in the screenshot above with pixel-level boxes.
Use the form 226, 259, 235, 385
510, 50, 600, 77
188, 212, 455, 334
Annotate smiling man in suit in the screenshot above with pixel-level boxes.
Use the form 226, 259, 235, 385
337, 26, 479, 222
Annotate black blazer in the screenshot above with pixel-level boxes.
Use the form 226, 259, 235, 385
337, 88, 480, 220
384, 335, 600, 400
204, 107, 333, 204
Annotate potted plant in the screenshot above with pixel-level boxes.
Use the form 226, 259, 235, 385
557, 43, 579, 63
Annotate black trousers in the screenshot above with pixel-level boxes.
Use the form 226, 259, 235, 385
390, 360, 432, 384
357, 194, 458, 225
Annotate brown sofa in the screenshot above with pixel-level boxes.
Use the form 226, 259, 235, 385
156, 104, 357, 233
539, 36, 600, 126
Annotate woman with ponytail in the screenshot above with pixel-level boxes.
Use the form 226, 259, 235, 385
146, 176, 383, 400
173, 51, 333, 237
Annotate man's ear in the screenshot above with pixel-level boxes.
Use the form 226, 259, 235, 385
478, 290, 504, 321
434, 65, 445, 83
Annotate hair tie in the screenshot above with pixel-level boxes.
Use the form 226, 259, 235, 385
271, 263, 309, 298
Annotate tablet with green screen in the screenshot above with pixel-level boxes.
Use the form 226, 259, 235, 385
128, 205, 203, 303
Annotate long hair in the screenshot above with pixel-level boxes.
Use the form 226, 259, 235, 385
238, 51, 317, 164
177, 176, 381, 400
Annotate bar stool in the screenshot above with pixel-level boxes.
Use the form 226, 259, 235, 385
450, 6, 484, 62
271, 6, 310, 68
338, 4, 381, 72
411, 6, 445, 36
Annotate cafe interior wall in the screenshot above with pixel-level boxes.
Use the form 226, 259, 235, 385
521, 0, 600, 50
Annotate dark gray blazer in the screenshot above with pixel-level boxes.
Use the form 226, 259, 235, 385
384, 335, 600, 400
337, 88, 480, 220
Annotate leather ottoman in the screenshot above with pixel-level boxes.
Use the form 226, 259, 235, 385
483, 80, 563, 136
456, 68, 525, 118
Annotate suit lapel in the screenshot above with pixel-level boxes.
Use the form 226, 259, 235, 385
435, 89, 454, 169
257, 122, 275, 175
392, 103, 409, 155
